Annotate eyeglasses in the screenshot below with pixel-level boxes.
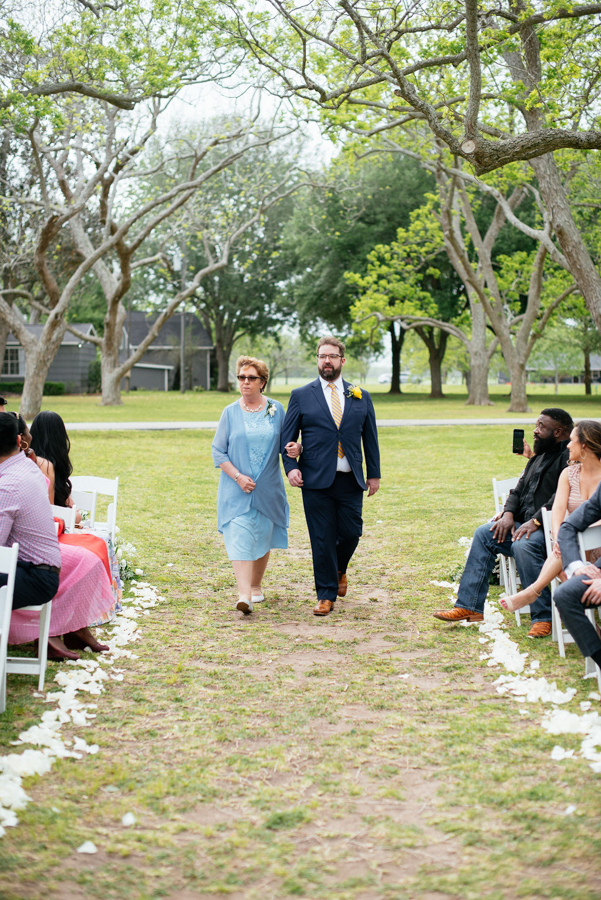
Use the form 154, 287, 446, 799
317, 354, 341, 360
237, 374, 261, 382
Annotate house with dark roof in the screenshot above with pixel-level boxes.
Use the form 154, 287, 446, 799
120, 311, 213, 391
1, 311, 214, 393
1, 324, 97, 393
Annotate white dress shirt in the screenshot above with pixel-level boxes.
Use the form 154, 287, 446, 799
565, 560, 587, 579
319, 375, 351, 472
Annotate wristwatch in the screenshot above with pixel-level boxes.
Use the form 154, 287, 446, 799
532, 518, 541, 527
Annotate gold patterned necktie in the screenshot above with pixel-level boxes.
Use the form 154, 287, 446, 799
328, 383, 345, 459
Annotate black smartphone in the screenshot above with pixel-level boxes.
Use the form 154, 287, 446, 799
512, 428, 525, 455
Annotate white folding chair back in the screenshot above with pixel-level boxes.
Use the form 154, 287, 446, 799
50, 504, 77, 534
577, 524, 601, 557
70, 476, 118, 541
0, 543, 19, 713
492, 477, 520, 516
71, 489, 97, 529
493, 476, 525, 625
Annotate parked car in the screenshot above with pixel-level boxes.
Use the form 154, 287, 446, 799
377, 372, 411, 384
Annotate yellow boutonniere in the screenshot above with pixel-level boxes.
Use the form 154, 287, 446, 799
347, 384, 362, 399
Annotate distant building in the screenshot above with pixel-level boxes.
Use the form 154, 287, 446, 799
1, 324, 97, 393
120, 311, 213, 391
1, 312, 214, 394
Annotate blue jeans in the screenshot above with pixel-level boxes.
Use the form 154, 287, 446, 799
554, 570, 601, 659
456, 521, 552, 623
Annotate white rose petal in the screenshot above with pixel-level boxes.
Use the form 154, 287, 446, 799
121, 812, 136, 827
77, 841, 97, 854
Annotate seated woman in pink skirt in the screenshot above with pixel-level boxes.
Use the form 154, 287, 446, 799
8, 415, 116, 661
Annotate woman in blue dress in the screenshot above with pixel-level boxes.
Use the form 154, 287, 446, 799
212, 356, 297, 614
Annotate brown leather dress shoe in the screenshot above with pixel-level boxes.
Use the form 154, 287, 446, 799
337, 572, 347, 597
314, 599, 334, 616
433, 607, 484, 623
528, 621, 552, 638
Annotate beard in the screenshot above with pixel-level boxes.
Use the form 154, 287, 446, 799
533, 434, 557, 456
318, 361, 342, 382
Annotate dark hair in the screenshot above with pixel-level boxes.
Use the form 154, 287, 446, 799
317, 335, 345, 356
541, 408, 573, 432
16, 415, 27, 436
0, 412, 19, 456
29, 411, 73, 507
574, 419, 601, 460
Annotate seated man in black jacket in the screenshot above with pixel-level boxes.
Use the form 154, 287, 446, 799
433, 408, 573, 637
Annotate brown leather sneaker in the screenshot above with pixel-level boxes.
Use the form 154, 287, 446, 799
528, 621, 552, 638
337, 572, 348, 597
314, 599, 334, 616
433, 607, 484, 623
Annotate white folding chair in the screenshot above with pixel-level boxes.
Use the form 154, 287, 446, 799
50, 504, 77, 534
71, 476, 118, 542
541, 507, 569, 654
576, 524, 601, 690
71, 488, 97, 529
4, 506, 72, 693
0, 543, 19, 713
492, 477, 525, 625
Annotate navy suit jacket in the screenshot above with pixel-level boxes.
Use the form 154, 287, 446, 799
281, 379, 381, 490
558, 480, 601, 570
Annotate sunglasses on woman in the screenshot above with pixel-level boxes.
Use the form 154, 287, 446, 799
237, 375, 261, 382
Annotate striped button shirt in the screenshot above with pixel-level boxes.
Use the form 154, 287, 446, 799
0, 452, 61, 566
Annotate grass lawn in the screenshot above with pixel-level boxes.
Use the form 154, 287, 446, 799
3, 381, 599, 422
1, 426, 600, 899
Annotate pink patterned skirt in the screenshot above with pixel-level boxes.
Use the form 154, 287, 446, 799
8, 543, 116, 644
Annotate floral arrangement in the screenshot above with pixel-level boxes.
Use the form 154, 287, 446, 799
115, 539, 142, 580
346, 384, 362, 399
265, 399, 276, 418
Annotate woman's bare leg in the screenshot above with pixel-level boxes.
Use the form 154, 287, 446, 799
231, 560, 253, 601
251, 552, 270, 597
501, 553, 564, 611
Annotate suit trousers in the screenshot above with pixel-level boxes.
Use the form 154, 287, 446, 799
553, 569, 601, 660
302, 472, 364, 600
0, 561, 59, 610
456, 521, 552, 622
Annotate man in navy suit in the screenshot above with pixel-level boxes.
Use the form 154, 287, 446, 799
281, 336, 381, 616
554, 483, 601, 675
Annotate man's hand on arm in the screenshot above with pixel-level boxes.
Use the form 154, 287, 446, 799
287, 469, 304, 488
513, 519, 540, 541
490, 511, 515, 542
366, 478, 380, 497
582, 569, 601, 605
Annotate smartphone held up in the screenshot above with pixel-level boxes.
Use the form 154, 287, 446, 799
512, 428, 525, 455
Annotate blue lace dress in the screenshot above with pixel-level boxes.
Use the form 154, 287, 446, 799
222, 408, 288, 561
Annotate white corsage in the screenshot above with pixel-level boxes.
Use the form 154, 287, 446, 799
265, 399, 276, 418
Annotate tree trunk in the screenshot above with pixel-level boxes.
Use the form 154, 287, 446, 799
101, 359, 124, 406
0, 318, 10, 376
20, 325, 68, 419
506, 358, 530, 412
584, 348, 591, 395
465, 305, 494, 406
389, 322, 404, 395
415, 326, 448, 399
529, 154, 601, 333
216, 343, 233, 392
100, 302, 127, 405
